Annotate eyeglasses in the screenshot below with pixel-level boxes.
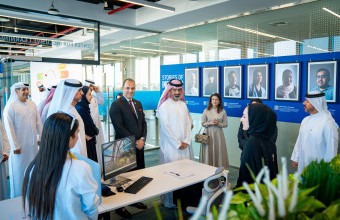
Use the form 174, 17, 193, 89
317, 75, 326, 79
57, 111, 75, 130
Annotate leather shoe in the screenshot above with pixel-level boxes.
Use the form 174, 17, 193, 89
129, 202, 147, 209
115, 207, 132, 218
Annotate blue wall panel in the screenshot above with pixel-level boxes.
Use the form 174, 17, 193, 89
160, 52, 340, 124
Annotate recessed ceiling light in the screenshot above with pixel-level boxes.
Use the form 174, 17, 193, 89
0, 17, 10, 22
269, 21, 288, 27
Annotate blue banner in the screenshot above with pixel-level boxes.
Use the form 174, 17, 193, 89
161, 52, 340, 124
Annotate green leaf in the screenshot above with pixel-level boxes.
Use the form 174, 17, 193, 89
296, 197, 326, 212
153, 202, 163, 220
231, 192, 251, 204
211, 205, 218, 219
297, 213, 312, 220
248, 205, 262, 220
299, 186, 319, 197
322, 202, 340, 219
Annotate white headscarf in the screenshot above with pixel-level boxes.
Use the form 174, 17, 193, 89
306, 91, 339, 128
306, 91, 328, 114
47, 79, 82, 117
84, 79, 95, 87
7, 82, 29, 105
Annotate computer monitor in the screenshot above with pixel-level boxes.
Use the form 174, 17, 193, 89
102, 136, 137, 181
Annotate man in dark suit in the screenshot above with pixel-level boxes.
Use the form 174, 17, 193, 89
109, 78, 147, 218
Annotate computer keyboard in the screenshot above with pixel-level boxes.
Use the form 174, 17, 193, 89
124, 176, 153, 194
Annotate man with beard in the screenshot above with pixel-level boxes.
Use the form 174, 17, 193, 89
3, 82, 43, 198
311, 68, 334, 100
291, 91, 338, 173
156, 79, 193, 208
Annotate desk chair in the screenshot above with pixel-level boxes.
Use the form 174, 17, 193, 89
186, 167, 232, 217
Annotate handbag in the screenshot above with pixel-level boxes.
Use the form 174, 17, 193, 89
195, 126, 209, 145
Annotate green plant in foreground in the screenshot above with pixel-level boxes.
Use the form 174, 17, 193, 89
191, 158, 339, 220
299, 154, 340, 206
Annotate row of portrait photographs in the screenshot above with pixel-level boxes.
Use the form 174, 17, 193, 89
184, 60, 338, 103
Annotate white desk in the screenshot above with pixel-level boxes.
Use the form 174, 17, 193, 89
0, 159, 216, 219
100, 159, 216, 214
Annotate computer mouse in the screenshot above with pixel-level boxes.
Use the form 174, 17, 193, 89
117, 186, 124, 192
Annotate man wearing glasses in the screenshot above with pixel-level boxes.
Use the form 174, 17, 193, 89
311, 68, 333, 100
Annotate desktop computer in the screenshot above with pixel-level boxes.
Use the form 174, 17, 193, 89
101, 136, 153, 194
102, 136, 136, 184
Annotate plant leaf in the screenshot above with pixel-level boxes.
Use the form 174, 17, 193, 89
231, 192, 251, 204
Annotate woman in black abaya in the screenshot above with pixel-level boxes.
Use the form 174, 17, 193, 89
75, 86, 99, 161
236, 103, 278, 187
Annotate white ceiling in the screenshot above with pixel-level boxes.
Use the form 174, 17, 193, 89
0, 0, 310, 46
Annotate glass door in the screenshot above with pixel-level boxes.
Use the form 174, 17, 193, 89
0, 58, 14, 118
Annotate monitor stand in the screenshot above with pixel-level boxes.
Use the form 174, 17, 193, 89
103, 176, 132, 187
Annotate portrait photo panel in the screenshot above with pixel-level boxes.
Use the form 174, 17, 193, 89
184, 67, 200, 97
307, 60, 337, 103
223, 65, 242, 99
247, 64, 269, 100
203, 67, 219, 97
274, 62, 300, 102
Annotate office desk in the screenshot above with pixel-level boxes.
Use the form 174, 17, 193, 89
100, 159, 216, 214
0, 159, 216, 219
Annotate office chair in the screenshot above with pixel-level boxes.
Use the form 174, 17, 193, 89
186, 167, 232, 218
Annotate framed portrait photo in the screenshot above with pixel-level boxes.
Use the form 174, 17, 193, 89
307, 60, 338, 103
184, 67, 200, 97
274, 62, 300, 102
223, 65, 242, 99
247, 64, 269, 100
202, 66, 219, 97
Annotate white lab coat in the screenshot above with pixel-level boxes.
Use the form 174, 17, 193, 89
3, 100, 43, 198
25, 154, 99, 219
158, 98, 194, 164
69, 106, 88, 158
0, 121, 10, 201
90, 93, 105, 169
291, 111, 338, 173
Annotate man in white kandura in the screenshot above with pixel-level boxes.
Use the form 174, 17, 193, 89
48, 79, 87, 157
37, 84, 49, 111
0, 121, 10, 201
3, 82, 43, 198
291, 91, 338, 174
84, 79, 105, 168
156, 79, 193, 208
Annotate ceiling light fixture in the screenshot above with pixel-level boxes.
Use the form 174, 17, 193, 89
226, 25, 328, 53
323, 7, 340, 18
120, 46, 168, 53
0, 14, 96, 30
161, 38, 202, 46
0, 17, 10, 22
0, 32, 73, 42
0, 43, 49, 50
48, 0, 60, 15
118, 0, 175, 12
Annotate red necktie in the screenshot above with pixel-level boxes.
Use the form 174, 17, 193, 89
129, 100, 137, 117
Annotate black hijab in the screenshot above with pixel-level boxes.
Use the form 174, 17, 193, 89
76, 86, 91, 113
248, 103, 277, 139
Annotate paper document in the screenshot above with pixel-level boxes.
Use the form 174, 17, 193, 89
164, 170, 195, 179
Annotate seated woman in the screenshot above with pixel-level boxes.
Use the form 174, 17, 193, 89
199, 93, 229, 168
76, 86, 99, 162
22, 113, 99, 220
236, 103, 278, 187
